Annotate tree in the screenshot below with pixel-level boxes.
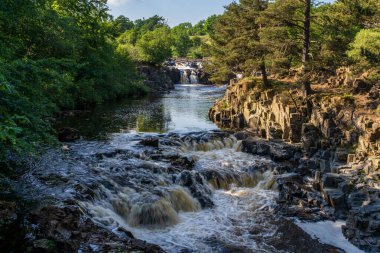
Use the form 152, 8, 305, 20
134, 15, 166, 33
0, 0, 146, 159
112, 15, 134, 36
348, 28, 380, 66
204, 15, 220, 34
302, 0, 312, 95
260, 0, 313, 94
313, 0, 380, 70
207, 0, 270, 86
171, 23, 193, 57
136, 26, 172, 65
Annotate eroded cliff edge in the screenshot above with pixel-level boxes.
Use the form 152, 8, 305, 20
210, 69, 380, 252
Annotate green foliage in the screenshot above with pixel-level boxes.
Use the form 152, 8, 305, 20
206, 0, 271, 84
116, 17, 215, 62
207, 0, 380, 82
171, 23, 193, 57
348, 29, 380, 66
137, 27, 172, 64
112, 15, 134, 36
0, 0, 148, 160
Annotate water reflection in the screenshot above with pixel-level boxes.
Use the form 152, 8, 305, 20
56, 84, 226, 139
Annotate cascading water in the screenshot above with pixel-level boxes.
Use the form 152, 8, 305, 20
69, 133, 281, 252
179, 69, 199, 84
22, 85, 352, 253
177, 62, 199, 84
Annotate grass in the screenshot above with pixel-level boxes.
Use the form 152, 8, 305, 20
342, 93, 356, 105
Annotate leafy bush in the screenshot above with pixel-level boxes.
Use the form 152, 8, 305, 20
136, 27, 173, 65
348, 29, 380, 66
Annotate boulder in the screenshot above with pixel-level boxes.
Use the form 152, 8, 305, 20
58, 127, 80, 142
321, 173, 346, 188
176, 171, 214, 208
343, 200, 380, 252
140, 138, 159, 147
28, 204, 164, 253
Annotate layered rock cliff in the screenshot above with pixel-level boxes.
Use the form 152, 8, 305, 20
210, 73, 380, 252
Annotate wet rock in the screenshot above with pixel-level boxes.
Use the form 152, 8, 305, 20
58, 127, 80, 142
33, 239, 57, 251
334, 149, 349, 163
296, 158, 318, 176
347, 191, 368, 209
28, 204, 164, 253
165, 67, 181, 84
139, 65, 174, 91
277, 173, 304, 203
176, 171, 214, 208
116, 227, 135, 238
170, 156, 195, 170
140, 138, 159, 147
322, 188, 346, 213
343, 199, 380, 252
242, 137, 302, 162
0, 201, 18, 247
268, 219, 345, 253
0, 200, 17, 223
234, 131, 250, 140
268, 124, 283, 140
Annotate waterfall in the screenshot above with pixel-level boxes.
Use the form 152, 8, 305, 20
180, 69, 190, 84
179, 69, 199, 84
190, 70, 199, 84
176, 61, 200, 84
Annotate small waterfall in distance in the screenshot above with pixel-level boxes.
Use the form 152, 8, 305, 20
176, 62, 200, 84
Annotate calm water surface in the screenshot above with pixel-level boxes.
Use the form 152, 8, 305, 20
58, 84, 226, 139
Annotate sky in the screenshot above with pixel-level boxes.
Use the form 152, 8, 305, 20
107, 0, 237, 26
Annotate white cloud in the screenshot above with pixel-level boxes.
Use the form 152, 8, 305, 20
108, 0, 135, 6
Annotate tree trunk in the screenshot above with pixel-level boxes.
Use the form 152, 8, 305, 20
260, 60, 270, 88
302, 0, 312, 96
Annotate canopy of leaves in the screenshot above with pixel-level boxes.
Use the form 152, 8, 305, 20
207, 0, 380, 82
348, 28, 380, 65
0, 0, 146, 161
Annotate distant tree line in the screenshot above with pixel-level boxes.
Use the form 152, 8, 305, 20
114, 14, 219, 63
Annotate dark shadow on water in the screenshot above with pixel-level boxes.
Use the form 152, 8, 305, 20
55, 85, 226, 140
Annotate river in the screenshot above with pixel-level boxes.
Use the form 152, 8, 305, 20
22, 84, 356, 252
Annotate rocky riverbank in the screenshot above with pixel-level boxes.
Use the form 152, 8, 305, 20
0, 130, 346, 253
209, 71, 380, 252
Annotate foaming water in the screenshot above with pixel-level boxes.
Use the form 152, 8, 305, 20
29, 85, 308, 252
129, 187, 278, 253
76, 134, 281, 252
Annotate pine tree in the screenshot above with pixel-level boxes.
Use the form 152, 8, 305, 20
207, 0, 271, 87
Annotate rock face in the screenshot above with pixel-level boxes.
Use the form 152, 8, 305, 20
138, 65, 175, 91
28, 204, 164, 253
343, 188, 380, 252
209, 79, 306, 143
210, 77, 380, 251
